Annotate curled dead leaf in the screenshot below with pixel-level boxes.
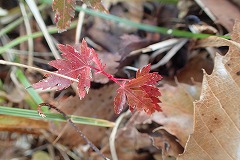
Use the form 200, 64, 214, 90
152, 83, 201, 147
151, 129, 184, 158
178, 20, 240, 160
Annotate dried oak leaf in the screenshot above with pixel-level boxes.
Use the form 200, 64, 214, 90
177, 20, 240, 160
176, 51, 214, 84
114, 64, 163, 115
151, 129, 184, 159
152, 83, 201, 148
194, 0, 240, 32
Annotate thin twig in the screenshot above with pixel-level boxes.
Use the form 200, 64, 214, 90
52, 124, 69, 144
0, 60, 78, 83
38, 103, 110, 160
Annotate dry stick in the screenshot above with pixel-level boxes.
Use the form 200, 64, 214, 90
0, 60, 78, 83
0, 59, 80, 104
52, 124, 69, 145
38, 103, 110, 160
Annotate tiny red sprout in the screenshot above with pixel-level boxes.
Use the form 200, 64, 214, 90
33, 40, 163, 115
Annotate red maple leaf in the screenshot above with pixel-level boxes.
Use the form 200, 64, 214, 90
33, 39, 104, 99
114, 64, 162, 115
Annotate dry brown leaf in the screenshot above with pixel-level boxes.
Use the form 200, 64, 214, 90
88, 2, 144, 50
118, 34, 151, 59
195, 0, 240, 31
177, 21, 240, 160
176, 51, 213, 84
88, 28, 120, 53
49, 84, 118, 147
151, 129, 184, 158
0, 115, 47, 129
109, 2, 143, 34
0, 115, 48, 134
195, 36, 235, 48
152, 83, 201, 147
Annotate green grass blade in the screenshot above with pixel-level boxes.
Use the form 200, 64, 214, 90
6, 68, 114, 127
0, 106, 115, 127
15, 69, 43, 108
76, 6, 229, 39
0, 21, 77, 54
155, 0, 178, 4
0, 4, 47, 37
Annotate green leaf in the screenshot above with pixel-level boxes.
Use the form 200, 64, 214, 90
0, 106, 115, 127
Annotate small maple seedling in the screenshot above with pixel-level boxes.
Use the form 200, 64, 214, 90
33, 39, 163, 115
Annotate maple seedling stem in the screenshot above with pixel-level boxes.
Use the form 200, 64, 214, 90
115, 78, 131, 81
89, 65, 123, 86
